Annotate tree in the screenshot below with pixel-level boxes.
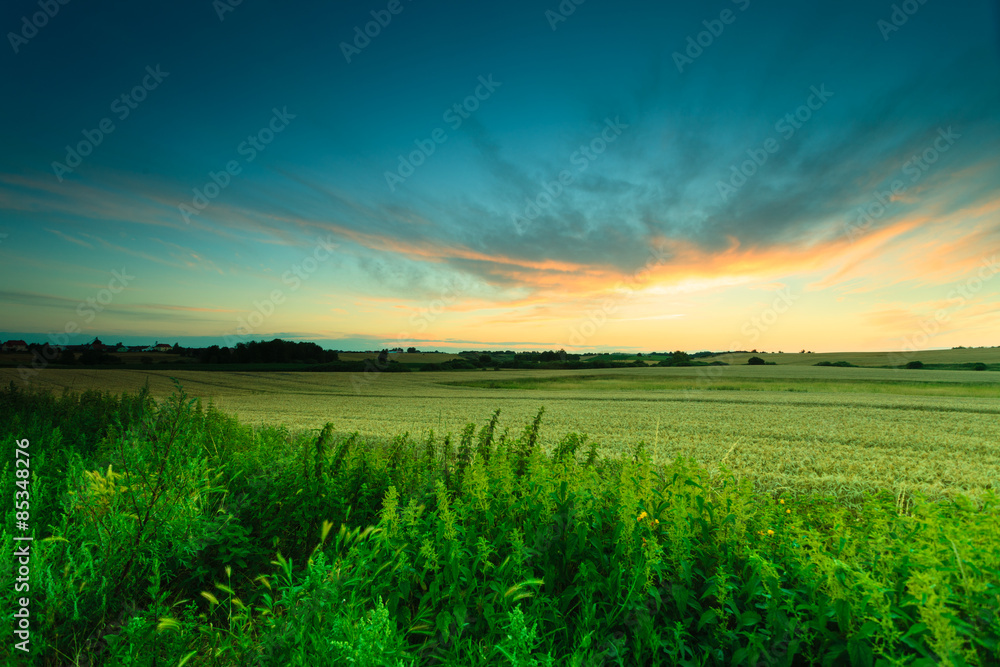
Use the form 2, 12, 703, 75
747, 356, 765, 365
406, 347, 418, 354
479, 354, 492, 364
905, 360, 924, 369
378, 349, 389, 365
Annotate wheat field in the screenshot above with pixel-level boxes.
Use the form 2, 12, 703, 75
4, 365, 998, 502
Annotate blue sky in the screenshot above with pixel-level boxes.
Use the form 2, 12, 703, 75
1, 0, 999, 352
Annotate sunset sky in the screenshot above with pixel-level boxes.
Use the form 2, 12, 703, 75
1, 0, 998, 352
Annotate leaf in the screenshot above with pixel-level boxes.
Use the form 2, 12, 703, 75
847, 638, 874, 667
436, 610, 452, 639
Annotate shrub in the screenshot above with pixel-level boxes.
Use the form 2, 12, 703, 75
4, 385, 999, 666
747, 356, 765, 365
906, 360, 924, 369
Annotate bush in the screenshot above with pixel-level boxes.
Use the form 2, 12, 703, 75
972, 362, 987, 371
4, 385, 999, 666
905, 360, 924, 369
747, 356, 765, 365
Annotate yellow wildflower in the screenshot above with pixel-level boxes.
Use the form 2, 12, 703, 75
767, 529, 775, 536
637, 511, 648, 522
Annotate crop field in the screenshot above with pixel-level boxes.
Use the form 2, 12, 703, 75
3, 363, 1000, 665
4, 364, 999, 503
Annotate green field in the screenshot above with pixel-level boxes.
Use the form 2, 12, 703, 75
448, 370, 1000, 397
588, 347, 1000, 369
2, 360, 999, 665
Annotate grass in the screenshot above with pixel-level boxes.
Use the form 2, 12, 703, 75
695, 348, 1000, 367
2, 367, 999, 503
444, 373, 1000, 398
1, 382, 998, 666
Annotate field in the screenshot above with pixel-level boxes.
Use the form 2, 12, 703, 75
2, 364, 999, 503
2, 362, 999, 665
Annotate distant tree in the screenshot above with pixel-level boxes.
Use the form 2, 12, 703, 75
671, 350, 691, 365
905, 360, 924, 369
747, 356, 765, 365
406, 347, 418, 354
479, 354, 492, 364
378, 349, 389, 365
973, 362, 987, 371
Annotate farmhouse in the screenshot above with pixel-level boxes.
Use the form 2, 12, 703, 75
1, 340, 28, 352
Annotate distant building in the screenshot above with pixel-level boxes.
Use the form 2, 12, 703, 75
1, 340, 28, 352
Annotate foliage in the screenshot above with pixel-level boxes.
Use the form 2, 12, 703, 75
2, 383, 999, 665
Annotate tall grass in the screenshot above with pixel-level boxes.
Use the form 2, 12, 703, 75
1, 382, 998, 665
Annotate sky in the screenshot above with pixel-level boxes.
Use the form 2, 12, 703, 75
1, 0, 999, 353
